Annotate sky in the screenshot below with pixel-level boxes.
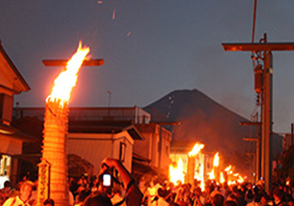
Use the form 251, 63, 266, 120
1, 0, 294, 133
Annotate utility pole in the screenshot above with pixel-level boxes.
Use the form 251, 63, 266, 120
222, 34, 294, 192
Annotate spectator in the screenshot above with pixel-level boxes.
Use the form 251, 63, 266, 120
0, 181, 12, 205
212, 194, 224, 206
272, 188, 286, 206
2, 181, 34, 206
43, 199, 54, 206
224, 200, 238, 206
84, 158, 143, 206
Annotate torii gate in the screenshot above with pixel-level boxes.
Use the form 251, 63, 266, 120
222, 34, 294, 192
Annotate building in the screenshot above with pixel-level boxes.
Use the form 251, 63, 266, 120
0, 40, 33, 187
68, 119, 144, 174
134, 123, 172, 177
13, 106, 173, 179
170, 140, 213, 186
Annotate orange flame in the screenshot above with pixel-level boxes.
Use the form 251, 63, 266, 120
169, 158, 185, 185
47, 41, 90, 106
208, 169, 215, 180
228, 180, 236, 186
224, 165, 232, 172
213, 152, 219, 167
220, 172, 225, 184
188, 142, 205, 156
237, 175, 244, 184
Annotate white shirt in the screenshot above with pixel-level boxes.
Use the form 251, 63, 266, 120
3, 196, 31, 206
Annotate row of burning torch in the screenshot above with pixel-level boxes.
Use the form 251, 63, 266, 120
169, 143, 246, 191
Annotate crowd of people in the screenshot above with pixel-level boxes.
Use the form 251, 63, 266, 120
136, 178, 294, 206
0, 158, 143, 206
1, 160, 294, 206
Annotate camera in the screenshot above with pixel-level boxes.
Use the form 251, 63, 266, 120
99, 163, 113, 188
102, 173, 112, 187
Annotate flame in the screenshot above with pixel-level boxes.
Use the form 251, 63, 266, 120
47, 41, 90, 106
169, 158, 185, 185
188, 142, 205, 156
223, 165, 246, 185
213, 152, 219, 167
233, 173, 239, 177
220, 172, 225, 184
228, 180, 236, 186
237, 175, 244, 184
208, 168, 215, 180
224, 165, 232, 172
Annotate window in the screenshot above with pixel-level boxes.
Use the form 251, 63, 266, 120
119, 142, 126, 162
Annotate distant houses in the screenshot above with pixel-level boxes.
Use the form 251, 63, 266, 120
12, 106, 173, 181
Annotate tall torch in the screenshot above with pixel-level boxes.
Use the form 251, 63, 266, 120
187, 143, 204, 185
213, 152, 220, 183
39, 42, 90, 206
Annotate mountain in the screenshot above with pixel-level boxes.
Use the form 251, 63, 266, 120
144, 89, 282, 172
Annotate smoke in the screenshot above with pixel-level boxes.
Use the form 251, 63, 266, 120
172, 99, 251, 172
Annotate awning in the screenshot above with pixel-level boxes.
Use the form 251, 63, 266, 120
0, 123, 36, 142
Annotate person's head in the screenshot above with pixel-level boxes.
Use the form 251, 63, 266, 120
84, 193, 113, 206
158, 188, 170, 199
213, 194, 225, 206
3, 181, 11, 188
193, 186, 202, 196
226, 194, 238, 205
223, 200, 238, 206
260, 196, 268, 205
77, 190, 91, 203
273, 187, 283, 201
288, 199, 294, 206
43, 199, 54, 206
245, 189, 254, 201
20, 180, 34, 202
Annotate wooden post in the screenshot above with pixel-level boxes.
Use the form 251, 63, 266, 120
222, 35, 294, 191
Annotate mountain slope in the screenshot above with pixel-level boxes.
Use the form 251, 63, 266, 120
144, 89, 261, 171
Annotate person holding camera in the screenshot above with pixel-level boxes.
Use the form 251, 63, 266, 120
84, 158, 143, 206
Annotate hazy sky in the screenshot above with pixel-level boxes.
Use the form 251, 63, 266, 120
1, 1, 294, 133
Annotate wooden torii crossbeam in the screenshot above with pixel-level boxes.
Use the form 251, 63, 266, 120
222, 35, 294, 192
222, 42, 294, 52
42, 59, 104, 67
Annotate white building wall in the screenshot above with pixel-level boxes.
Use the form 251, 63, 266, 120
133, 132, 152, 160
68, 132, 134, 174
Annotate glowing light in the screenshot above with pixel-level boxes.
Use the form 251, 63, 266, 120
112, 9, 116, 20
169, 158, 184, 185
233, 173, 239, 177
220, 172, 225, 184
224, 165, 232, 172
208, 169, 215, 180
46, 41, 90, 106
188, 142, 205, 157
228, 180, 236, 186
237, 175, 244, 184
213, 152, 219, 167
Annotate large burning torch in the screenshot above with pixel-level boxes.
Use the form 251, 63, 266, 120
38, 42, 90, 206
187, 143, 205, 185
